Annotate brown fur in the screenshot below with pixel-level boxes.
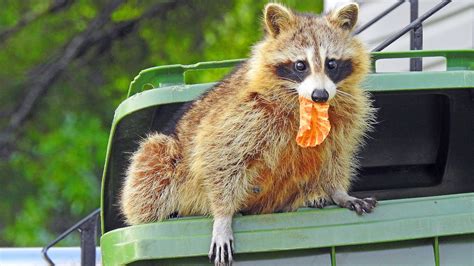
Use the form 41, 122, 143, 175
121, 3, 374, 225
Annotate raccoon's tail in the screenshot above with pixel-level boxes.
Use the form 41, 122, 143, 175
120, 133, 180, 224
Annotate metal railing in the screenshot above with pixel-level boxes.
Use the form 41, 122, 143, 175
355, 0, 452, 70
42, 208, 99, 266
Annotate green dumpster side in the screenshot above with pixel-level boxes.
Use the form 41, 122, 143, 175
100, 50, 474, 265
101, 193, 474, 265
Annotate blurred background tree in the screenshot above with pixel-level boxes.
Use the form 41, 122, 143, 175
0, 0, 322, 246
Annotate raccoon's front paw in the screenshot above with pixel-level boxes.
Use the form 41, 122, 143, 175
342, 197, 377, 215
209, 217, 234, 265
208, 235, 234, 265
305, 197, 332, 209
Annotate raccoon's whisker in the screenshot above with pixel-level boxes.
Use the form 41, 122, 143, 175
288, 88, 299, 94
337, 90, 353, 97
275, 91, 298, 102
283, 88, 299, 98
268, 91, 298, 111
272, 92, 297, 109
336, 93, 351, 100
279, 77, 299, 84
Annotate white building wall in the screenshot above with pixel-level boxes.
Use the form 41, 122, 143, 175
325, 0, 474, 71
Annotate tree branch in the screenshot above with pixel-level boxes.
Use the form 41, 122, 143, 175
0, 0, 125, 155
0, 0, 180, 157
0, 0, 74, 45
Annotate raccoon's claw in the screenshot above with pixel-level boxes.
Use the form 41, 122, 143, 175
208, 238, 234, 265
344, 197, 377, 215
305, 197, 331, 209
209, 216, 234, 265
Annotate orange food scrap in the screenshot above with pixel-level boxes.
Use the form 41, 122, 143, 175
296, 96, 331, 147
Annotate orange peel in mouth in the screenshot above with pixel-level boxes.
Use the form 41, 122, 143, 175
296, 96, 331, 147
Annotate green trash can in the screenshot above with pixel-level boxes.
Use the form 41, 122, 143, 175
100, 50, 474, 265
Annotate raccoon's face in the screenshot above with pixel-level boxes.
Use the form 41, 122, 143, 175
250, 3, 368, 103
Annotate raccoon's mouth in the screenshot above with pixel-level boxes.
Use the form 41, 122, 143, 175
296, 96, 331, 147
296, 75, 336, 103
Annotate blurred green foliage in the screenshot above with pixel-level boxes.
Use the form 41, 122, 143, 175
0, 0, 322, 246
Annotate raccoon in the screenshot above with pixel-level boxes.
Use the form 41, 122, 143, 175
121, 3, 376, 265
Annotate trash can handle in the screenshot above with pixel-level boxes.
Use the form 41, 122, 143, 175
128, 59, 244, 97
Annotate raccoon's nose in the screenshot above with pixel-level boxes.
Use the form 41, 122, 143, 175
311, 89, 329, 103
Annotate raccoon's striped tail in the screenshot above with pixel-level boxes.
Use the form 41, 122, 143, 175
120, 133, 180, 224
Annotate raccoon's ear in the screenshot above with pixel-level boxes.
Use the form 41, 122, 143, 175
264, 3, 295, 37
329, 3, 359, 31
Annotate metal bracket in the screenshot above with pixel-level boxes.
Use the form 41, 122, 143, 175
42, 209, 100, 266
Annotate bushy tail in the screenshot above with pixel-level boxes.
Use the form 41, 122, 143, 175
120, 133, 180, 224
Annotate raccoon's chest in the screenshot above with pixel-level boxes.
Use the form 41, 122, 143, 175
241, 142, 325, 214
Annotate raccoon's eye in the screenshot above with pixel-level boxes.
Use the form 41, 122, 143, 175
327, 59, 338, 70
294, 61, 307, 72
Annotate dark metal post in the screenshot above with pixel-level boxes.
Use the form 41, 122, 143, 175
79, 213, 98, 266
410, 0, 423, 71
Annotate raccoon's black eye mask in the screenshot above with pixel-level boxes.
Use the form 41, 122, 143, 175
275, 61, 310, 83
275, 58, 353, 84
325, 58, 353, 84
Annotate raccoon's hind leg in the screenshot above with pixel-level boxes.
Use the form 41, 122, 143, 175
305, 195, 333, 209
319, 143, 377, 215
121, 133, 181, 224
303, 184, 333, 209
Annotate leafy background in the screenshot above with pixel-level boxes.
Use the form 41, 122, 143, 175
0, 0, 323, 246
